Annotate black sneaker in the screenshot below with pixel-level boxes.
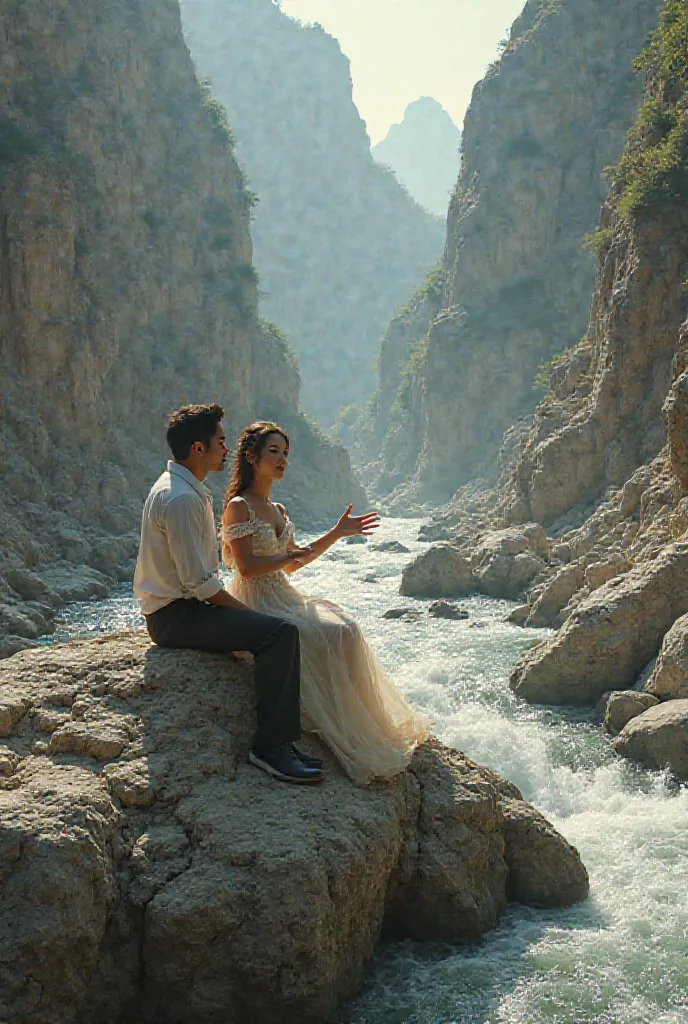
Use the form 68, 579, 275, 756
291, 744, 324, 769
249, 745, 325, 784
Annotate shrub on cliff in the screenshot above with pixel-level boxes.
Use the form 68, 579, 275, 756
614, 0, 688, 219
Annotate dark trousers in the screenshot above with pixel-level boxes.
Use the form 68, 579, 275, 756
145, 598, 301, 751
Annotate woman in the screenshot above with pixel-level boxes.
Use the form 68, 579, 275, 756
221, 421, 431, 785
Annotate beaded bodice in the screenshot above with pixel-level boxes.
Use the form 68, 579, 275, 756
221, 498, 295, 584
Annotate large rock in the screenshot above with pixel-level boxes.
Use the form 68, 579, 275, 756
0, 633, 588, 1023
471, 525, 549, 601
510, 543, 688, 706
602, 690, 660, 736
400, 543, 473, 597
612, 700, 688, 780
645, 613, 688, 700
499, 798, 590, 907
526, 562, 586, 628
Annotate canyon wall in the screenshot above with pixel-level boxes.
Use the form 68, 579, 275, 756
180, 0, 444, 426
366, 0, 661, 508
506, 0, 688, 758
406, 1, 688, 776
0, 0, 363, 650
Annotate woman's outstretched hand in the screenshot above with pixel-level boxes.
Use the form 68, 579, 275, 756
334, 505, 380, 539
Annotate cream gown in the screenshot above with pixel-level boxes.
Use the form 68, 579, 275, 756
222, 500, 431, 785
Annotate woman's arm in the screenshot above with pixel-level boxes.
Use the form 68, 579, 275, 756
222, 498, 311, 579
285, 505, 380, 572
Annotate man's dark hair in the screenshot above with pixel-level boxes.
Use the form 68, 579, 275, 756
166, 404, 224, 460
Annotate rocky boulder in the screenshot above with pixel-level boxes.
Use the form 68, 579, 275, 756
600, 690, 660, 736
525, 562, 586, 628
471, 525, 550, 601
400, 543, 473, 597
428, 600, 469, 620
612, 700, 688, 780
510, 543, 688, 706
645, 613, 688, 700
584, 553, 630, 592
0, 633, 588, 1024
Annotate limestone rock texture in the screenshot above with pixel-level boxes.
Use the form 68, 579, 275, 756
401, 525, 551, 602
364, 0, 660, 504
511, 544, 688, 705
0, 633, 588, 1023
503, 1, 688, 721
612, 699, 688, 780
0, 0, 364, 650
645, 612, 688, 700
602, 690, 660, 736
180, 0, 443, 426
400, 543, 473, 598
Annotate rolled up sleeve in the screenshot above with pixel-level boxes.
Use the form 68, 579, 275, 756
163, 493, 223, 602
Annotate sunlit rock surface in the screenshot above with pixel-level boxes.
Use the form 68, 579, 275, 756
0, 633, 588, 1023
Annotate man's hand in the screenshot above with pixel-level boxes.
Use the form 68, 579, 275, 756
334, 505, 380, 539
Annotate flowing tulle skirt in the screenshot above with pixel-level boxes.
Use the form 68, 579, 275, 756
229, 571, 432, 785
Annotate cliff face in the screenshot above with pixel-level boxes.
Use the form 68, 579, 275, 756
371, 97, 462, 217
180, 0, 444, 426
368, 0, 661, 507
414, 2, 688, 775
501, 0, 688, 535
0, 0, 363, 649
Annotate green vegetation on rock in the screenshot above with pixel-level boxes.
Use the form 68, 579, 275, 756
614, 0, 688, 219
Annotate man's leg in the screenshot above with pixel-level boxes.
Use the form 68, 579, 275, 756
146, 600, 317, 781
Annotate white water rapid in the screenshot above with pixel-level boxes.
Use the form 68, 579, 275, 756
46, 518, 688, 1024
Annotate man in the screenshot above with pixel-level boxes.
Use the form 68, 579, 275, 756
134, 403, 324, 784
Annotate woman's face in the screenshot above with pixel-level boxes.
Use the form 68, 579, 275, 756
255, 432, 289, 482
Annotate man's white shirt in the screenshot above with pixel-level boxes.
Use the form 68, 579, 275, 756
133, 461, 223, 615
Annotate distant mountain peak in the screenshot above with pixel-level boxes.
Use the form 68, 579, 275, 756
372, 97, 462, 217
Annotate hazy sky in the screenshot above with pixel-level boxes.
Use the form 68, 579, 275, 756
282, 0, 527, 143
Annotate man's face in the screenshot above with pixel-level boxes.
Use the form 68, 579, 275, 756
203, 421, 229, 473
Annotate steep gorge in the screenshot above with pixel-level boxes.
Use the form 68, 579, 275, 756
0, 0, 363, 652
403, 0, 688, 777
365, 0, 661, 508
180, 0, 444, 426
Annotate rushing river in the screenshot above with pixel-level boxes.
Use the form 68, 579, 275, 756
45, 518, 688, 1024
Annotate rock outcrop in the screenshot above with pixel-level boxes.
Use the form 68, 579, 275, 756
180, 0, 443, 425
511, 543, 688, 705
503, 1, 688, 724
365, 0, 661, 504
645, 612, 688, 700
597, 689, 659, 735
0, 0, 364, 649
401, 525, 550, 602
612, 699, 688, 780
0, 633, 588, 1023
